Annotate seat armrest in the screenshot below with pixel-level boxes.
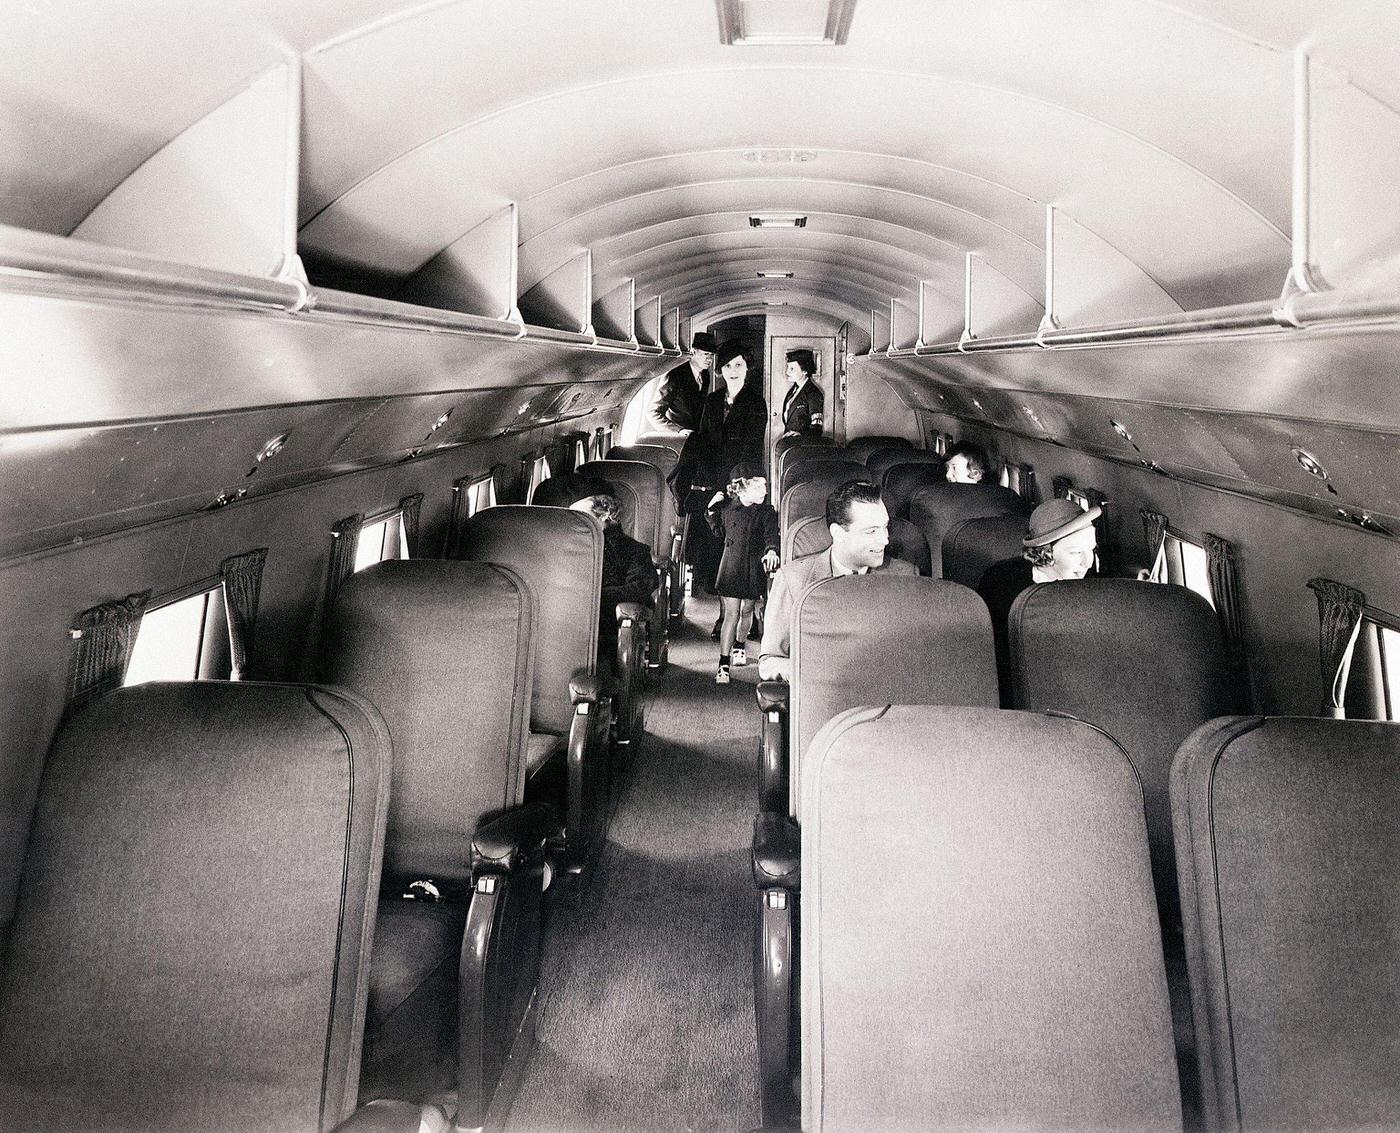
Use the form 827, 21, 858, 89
472, 802, 560, 873
752, 812, 800, 891
333, 1100, 450, 1133
756, 680, 789, 713
616, 600, 649, 625
570, 673, 603, 704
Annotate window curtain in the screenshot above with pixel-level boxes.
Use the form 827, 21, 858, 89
398, 493, 424, 558
1204, 533, 1246, 668
325, 513, 363, 615
1306, 577, 1367, 718
66, 590, 152, 712
444, 477, 476, 558
1019, 465, 1037, 504
220, 547, 268, 681
1084, 488, 1110, 576
489, 462, 508, 509
1051, 475, 1073, 500
1140, 509, 1169, 583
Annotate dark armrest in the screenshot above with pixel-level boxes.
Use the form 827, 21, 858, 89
756, 680, 789, 713
570, 673, 602, 704
333, 1100, 450, 1132
615, 600, 649, 625
752, 812, 800, 891
472, 802, 560, 873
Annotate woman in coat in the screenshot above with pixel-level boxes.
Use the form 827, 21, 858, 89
671, 339, 768, 595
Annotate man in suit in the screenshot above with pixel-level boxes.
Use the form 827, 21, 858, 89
780, 348, 824, 437
758, 479, 916, 681
649, 332, 715, 433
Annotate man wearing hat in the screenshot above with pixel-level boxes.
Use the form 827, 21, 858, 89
780, 348, 824, 437
649, 332, 714, 433
977, 496, 1101, 698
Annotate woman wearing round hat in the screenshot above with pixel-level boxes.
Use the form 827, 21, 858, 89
977, 496, 1101, 699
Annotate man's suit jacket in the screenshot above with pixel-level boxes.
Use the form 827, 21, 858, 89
650, 361, 708, 432
781, 379, 824, 436
759, 548, 917, 668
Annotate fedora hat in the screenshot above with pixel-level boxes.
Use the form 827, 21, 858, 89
690, 332, 717, 353
1023, 497, 1101, 548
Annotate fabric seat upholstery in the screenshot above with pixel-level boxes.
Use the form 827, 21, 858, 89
1172, 716, 1400, 1133
879, 458, 948, 518
1008, 578, 1244, 925
907, 481, 1030, 577
844, 435, 913, 462
942, 512, 1031, 590
578, 459, 667, 562
0, 682, 391, 1133
776, 444, 850, 498
864, 444, 933, 483
801, 704, 1181, 1133
778, 461, 869, 534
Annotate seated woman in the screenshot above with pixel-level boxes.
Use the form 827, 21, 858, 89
570, 488, 660, 675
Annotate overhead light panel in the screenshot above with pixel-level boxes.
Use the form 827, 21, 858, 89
757, 271, 794, 279
749, 214, 807, 228
742, 148, 818, 163
717, 0, 857, 46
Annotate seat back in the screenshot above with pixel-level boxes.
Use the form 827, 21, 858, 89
880, 458, 948, 518
0, 682, 391, 1133
1010, 578, 1244, 925
456, 505, 601, 737
863, 444, 932, 482
320, 560, 534, 885
579, 458, 666, 561
774, 432, 835, 462
790, 574, 998, 816
845, 435, 913, 463
784, 513, 929, 576
779, 460, 869, 533
607, 443, 680, 491
942, 512, 1031, 590
1172, 716, 1400, 1133
776, 444, 848, 497
801, 704, 1180, 1133
908, 481, 1030, 577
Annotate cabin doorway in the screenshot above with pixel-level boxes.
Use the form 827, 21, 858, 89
766, 335, 837, 474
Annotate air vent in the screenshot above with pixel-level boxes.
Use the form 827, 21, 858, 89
717, 0, 857, 46
750, 214, 807, 228
757, 271, 794, 279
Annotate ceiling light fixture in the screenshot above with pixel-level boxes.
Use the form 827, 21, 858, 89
717, 0, 857, 46
757, 271, 795, 279
749, 214, 807, 228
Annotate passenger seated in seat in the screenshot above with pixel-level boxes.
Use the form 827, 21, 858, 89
571, 488, 659, 674
758, 479, 917, 681
706, 462, 780, 684
979, 496, 1100, 696
944, 441, 990, 484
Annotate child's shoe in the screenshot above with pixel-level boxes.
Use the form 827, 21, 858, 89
731, 647, 747, 667
715, 661, 731, 684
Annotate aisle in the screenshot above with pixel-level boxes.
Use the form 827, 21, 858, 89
505, 595, 763, 1133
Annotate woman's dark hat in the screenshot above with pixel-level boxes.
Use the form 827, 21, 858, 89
690, 332, 717, 353
715, 339, 750, 370
532, 471, 614, 508
1022, 497, 1101, 548
785, 348, 816, 375
728, 461, 764, 483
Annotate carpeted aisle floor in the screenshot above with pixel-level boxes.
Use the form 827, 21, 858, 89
504, 595, 763, 1133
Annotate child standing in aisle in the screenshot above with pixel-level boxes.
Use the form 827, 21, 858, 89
706, 462, 779, 684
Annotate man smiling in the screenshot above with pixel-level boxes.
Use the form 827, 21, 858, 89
758, 480, 916, 681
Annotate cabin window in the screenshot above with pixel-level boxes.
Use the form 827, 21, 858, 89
524, 454, 552, 503
1345, 615, 1400, 722
354, 511, 408, 572
1000, 463, 1021, 494
466, 474, 497, 517
574, 436, 590, 468
1065, 486, 1091, 511
1155, 533, 1214, 608
124, 586, 230, 686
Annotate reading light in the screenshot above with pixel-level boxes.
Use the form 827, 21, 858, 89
717, 0, 857, 46
749, 214, 807, 228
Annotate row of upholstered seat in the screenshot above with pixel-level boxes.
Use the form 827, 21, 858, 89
750, 567, 1400, 1131
0, 494, 657, 1131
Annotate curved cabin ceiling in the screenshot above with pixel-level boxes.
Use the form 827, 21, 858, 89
5, 0, 1398, 349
